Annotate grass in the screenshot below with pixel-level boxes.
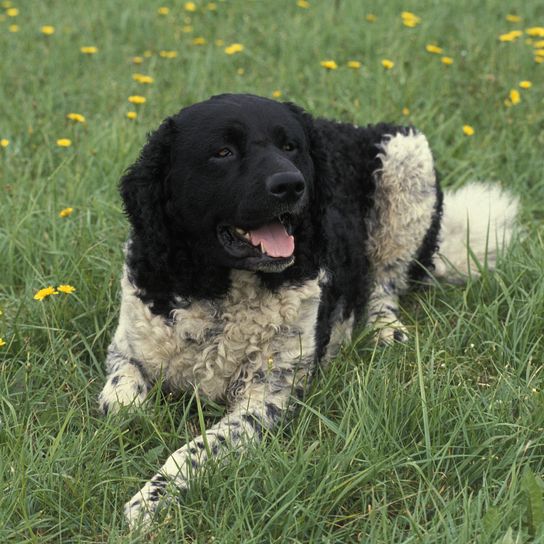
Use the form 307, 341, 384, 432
1, 0, 543, 541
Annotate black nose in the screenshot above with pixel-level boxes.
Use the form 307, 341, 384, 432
265, 171, 305, 203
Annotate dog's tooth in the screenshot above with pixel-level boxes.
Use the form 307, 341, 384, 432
234, 227, 246, 236
260, 242, 267, 254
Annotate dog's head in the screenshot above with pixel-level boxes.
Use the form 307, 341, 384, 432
122, 94, 321, 281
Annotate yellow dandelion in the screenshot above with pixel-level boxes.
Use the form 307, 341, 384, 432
41, 25, 55, 35
499, 30, 523, 42
184, 1, 196, 12
127, 111, 138, 120
504, 99, 512, 108
1, 139, 9, 148
8, 23, 19, 32
192, 36, 207, 45
128, 95, 146, 104
224, 43, 244, 55
425, 44, 444, 54
519, 80, 532, 89
509, 89, 521, 105
132, 73, 154, 84
441, 56, 454, 65
526, 27, 544, 37
236, 67, 245, 75
56, 138, 72, 147
533, 40, 544, 48
535, 56, 544, 63
297, 0, 310, 8
320, 59, 338, 70
463, 125, 474, 136
381, 59, 394, 69
272, 90, 282, 98
66, 113, 86, 123
534, 49, 544, 56
34, 286, 58, 301
182, 25, 193, 33
215, 39, 225, 46
59, 207, 74, 218
206, 3, 217, 10
506, 14, 522, 23
132, 56, 143, 64
402, 107, 410, 116
158, 6, 170, 15
159, 50, 177, 58
6, 7, 18, 16
0, 338, 6, 348
401, 11, 420, 27
57, 284, 76, 294
80, 46, 98, 54
365, 14, 377, 22
347, 60, 362, 69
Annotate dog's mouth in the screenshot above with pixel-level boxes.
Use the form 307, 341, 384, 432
217, 213, 296, 272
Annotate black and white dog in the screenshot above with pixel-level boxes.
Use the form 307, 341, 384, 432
98, 93, 518, 527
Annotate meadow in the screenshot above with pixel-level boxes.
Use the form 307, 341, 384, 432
1, 0, 544, 541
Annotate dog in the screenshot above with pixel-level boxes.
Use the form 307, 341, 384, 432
98, 93, 518, 528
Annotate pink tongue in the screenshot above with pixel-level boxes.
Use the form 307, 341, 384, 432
249, 223, 295, 258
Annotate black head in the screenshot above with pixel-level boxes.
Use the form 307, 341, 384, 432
120, 93, 322, 304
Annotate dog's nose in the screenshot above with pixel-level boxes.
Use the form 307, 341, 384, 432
266, 172, 305, 203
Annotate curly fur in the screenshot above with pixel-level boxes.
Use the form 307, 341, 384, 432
97, 93, 518, 528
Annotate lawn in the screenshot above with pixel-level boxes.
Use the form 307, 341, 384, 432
1, 0, 544, 542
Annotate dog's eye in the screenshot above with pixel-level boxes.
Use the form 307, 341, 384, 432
214, 147, 233, 158
282, 143, 296, 152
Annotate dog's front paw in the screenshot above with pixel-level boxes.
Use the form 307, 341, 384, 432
372, 319, 409, 344
124, 483, 161, 530
98, 375, 148, 415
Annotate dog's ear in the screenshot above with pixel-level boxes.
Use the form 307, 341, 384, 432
120, 117, 175, 240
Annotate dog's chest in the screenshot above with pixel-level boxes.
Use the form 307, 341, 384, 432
117, 270, 323, 401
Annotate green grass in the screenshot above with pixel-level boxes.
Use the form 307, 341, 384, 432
1, 0, 544, 541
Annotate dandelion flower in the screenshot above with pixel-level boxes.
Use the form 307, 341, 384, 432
534, 49, 544, 56
158, 6, 170, 15
41, 25, 55, 35
1, 139, 9, 148
462, 125, 474, 136
59, 207, 74, 218
132, 56, 143, 65
128, 95, 146, 104
401, 11, 420, 27
509, 89, 521, 105
127, 111, 138, 120
366, 14, 377, 22
34, 286, 58, 301
425, 44, 444, 54
533, 40, 544, 48
0, 338, 5, 348
80, 46, 98, 54
381, 59, 394, 69
66, 113, 86, 123
347, 60, 362, 69
499, 30, 523, 42
272, 90, 282, 98
6, 7, 18, 16
536, 56, 544, 64
519, 80, 532, 89
224, 43, 244, 55
441, 56, 454, 65
526, 27, 544, 37
8, 24, 19, 32
159, 50, 178, 58
184, 1, 196, 11
57, 284, 76, 294
506, 14, 522, 23
320, 60, 338, 70
402, 107, 410, 116
297, 0, 310, 8
132, 73, 154, 84
192, 36, 207, 45
56, 138, 72, 147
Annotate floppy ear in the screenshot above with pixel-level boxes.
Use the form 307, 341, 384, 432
120, 117, 176, 270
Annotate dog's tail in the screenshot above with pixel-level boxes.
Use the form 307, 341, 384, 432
432, 182, 519, 281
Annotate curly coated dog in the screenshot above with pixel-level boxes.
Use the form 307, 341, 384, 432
98, 93, 518, 528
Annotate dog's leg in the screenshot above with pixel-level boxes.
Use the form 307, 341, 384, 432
124, 361, 311, 529
98, 344, 151, 415
366, 129, 438, 343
